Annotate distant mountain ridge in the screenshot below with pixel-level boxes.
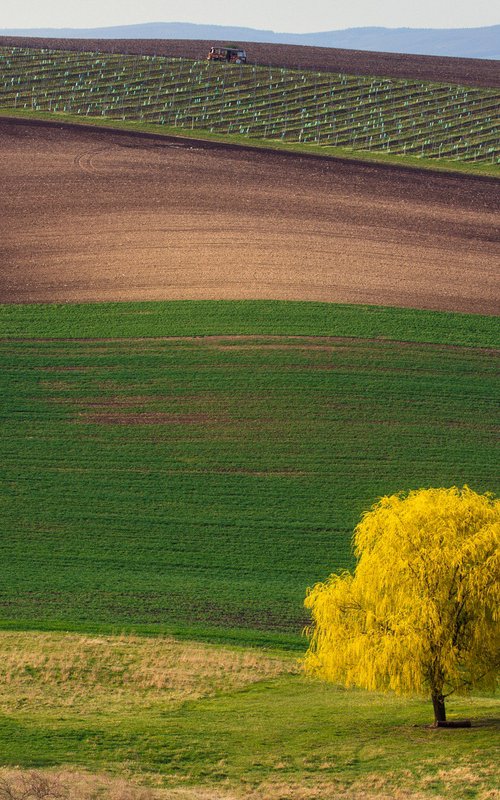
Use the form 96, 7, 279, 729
1, 22, 499, 60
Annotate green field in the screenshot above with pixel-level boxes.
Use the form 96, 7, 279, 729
1, 301, 499, 796
0, 631, 498, 799
1, 46, 499, 167
1, 301, 498, 647
1, 299, 498, 345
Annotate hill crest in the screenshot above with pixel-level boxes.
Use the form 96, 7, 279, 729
2, 35, 499, 88
0, 22, 499, 60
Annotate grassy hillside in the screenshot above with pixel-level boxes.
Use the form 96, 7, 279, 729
0, 631, 498, 798
1, 302, 498, 646
1, 46, 499, 167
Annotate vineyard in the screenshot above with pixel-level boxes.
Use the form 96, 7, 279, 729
1, 46, 499, 163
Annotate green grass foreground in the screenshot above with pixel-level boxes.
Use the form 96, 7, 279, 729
1, 301, 498, 646
0, 632, 498, 799
1, 682, 498, 797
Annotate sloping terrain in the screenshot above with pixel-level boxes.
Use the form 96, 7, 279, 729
1, 35, 499, 87
0, 37, 499, 799
1, 330, 498, 638
3, 48, 498, 162
1, 118, 498, 311
0, 630, 497, 798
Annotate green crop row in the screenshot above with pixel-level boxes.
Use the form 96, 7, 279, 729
1, 300, 499, 347
1, 47, 498, 163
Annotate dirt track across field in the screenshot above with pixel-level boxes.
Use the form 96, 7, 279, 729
1, 117, 499, 312
2, 36, 499, 88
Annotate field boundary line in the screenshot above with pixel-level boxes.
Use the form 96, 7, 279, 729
1, 111, 499, 182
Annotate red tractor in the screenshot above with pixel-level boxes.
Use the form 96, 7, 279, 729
207, 46, 247, 64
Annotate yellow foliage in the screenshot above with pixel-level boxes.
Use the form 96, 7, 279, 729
304, 487, 500, 708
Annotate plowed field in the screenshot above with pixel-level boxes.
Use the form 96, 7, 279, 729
1, 117, 498, 312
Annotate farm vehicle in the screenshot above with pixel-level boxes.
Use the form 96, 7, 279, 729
207, 46, 247, 64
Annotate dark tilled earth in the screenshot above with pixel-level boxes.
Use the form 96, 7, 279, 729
1, 36, 500, 87
1, 117, 499, 311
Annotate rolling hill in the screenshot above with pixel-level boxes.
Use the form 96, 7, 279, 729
0, 22, 499, 59
0, 33, 499, 797
2, 46, 499, 166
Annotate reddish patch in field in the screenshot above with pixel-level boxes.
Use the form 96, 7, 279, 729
38, 366, 93, 372
54, 395, 165, 407
79, 411, 223, 425
11, 336, 499, 354
211, 467, 308, 477
39, 380, 80, 391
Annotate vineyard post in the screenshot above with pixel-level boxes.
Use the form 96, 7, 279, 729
121, 73, 126, 120
221, 64, 227, 133
188, 67, 194, 129
29, 66, 34, 110
154, 63, 165, 126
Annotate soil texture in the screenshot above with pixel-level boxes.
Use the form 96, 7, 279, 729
1, 117, 499, 312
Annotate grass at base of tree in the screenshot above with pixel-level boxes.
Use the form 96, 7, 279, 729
0, 631, 498, 799
1, 108, 499, 179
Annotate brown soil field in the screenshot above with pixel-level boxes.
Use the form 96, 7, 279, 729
1, 117, 499, 312
1, 36, 499, 88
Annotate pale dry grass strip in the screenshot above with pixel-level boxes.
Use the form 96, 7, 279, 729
0, 770, 234, 800
1, 769, 498, 800
0, 632, 296, 714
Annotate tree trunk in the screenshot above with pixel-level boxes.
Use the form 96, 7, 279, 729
432, 692, 446, 725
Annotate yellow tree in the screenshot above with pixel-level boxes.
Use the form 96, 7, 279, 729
304, 487, 499, 725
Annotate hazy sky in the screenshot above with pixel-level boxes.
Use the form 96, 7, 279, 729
1, 0, 498, 31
